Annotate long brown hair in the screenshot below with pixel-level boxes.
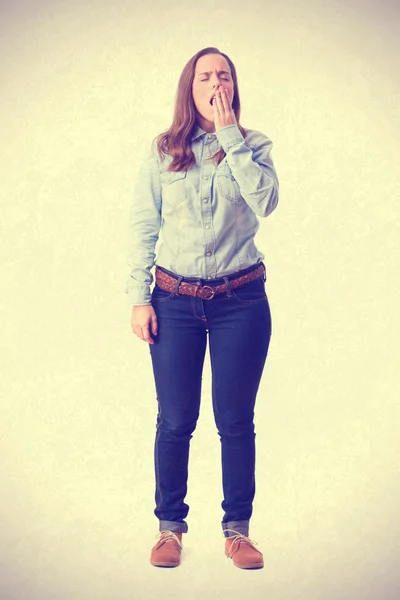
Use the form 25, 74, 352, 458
155, 47, 247, 171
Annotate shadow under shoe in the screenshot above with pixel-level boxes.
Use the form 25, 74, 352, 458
150, 530, 183, 568
224, 529, 264, 569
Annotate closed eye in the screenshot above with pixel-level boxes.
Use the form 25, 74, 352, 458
200, 76, 230, 82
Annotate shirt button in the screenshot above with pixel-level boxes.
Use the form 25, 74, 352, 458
203, 198, 209, 203
205, 224, 210, 229
206, 252, 211, 257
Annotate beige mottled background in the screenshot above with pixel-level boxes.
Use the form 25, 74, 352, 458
1, 0, 399, 598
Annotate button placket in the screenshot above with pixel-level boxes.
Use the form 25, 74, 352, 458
200, 146, 216, 272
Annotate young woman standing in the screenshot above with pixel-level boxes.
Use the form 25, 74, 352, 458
127, 46, 279, 569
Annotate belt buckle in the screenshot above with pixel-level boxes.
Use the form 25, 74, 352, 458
199, 285, 215, 300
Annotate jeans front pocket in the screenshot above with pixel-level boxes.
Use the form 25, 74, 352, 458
231, 277, 268, 303
151, 284, 176, 303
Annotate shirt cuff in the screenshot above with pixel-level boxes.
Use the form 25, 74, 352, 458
125, 285, 152, 307
215, 124, 245, 152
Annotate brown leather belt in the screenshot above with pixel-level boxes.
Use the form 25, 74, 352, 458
155, 264, 265, 300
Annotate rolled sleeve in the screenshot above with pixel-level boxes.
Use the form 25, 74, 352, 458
125, 140, 162, 306
216, 124, 279, 218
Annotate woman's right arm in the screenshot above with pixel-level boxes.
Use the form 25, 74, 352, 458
125, 140, 162, 343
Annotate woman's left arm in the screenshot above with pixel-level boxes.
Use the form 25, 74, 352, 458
216, 124, 279, 218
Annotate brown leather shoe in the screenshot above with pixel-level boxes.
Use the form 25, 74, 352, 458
150, 530, 183, 567
224, 529, 264, 569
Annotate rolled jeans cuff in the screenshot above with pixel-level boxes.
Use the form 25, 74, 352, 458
222, 520, 249, 538
159, 520, 188, 534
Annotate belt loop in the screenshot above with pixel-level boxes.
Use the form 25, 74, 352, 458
173, 276, 183, 295
262, 263, 266, 282
223, 276, 232, 297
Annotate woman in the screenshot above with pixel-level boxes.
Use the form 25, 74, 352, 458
126, 46, 279, 569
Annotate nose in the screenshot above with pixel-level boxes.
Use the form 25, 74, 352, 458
211, 81, 223, 95
210, 72, 223, 88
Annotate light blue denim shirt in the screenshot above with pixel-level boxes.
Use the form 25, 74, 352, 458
125, 123, 279, 306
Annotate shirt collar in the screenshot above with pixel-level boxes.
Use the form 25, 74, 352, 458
191, 125, 208, 141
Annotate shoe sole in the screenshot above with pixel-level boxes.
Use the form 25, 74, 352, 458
232, 562, 264, 569
150, 560, 180, 568
225, 551, 264, 569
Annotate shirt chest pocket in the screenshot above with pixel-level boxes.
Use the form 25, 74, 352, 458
215, 163, 242, 203
159, 169, 187, 208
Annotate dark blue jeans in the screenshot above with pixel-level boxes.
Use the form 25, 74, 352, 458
148, 262, 272, 538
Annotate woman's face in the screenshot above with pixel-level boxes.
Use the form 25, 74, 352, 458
192, 53, 235, 132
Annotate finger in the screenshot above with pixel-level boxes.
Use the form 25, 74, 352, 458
212, 94, 220, 114
133, 325, 144, 340
212, 97, 220, 126
215, 89, 223, 111
141, 324, 154, 344
217, 89, 230, 119
220, 87, 231, 111
151, 314, 158, 336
